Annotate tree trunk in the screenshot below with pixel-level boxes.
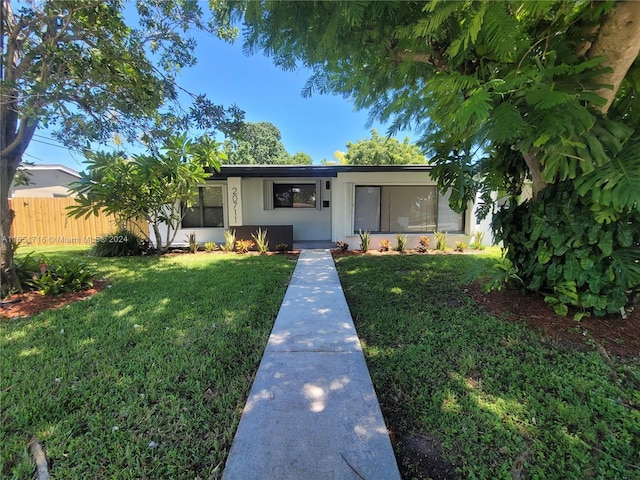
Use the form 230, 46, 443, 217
1, 150, 25, 294
522, 150, 547, 199
587, 1, 640, 114
1, 111, 38, 295
523, 2, 640, 201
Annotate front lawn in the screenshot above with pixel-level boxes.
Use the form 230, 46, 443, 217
335, 253, 640, 480
1, 248, 296, 479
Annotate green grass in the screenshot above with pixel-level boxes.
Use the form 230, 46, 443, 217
334, 253, 640, 480
1, 247, 296, 479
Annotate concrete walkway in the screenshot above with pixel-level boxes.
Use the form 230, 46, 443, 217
222, 249, 401, 480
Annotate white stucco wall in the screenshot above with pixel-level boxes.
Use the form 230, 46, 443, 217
332, 171, 493, 249
240, 177, 332, 241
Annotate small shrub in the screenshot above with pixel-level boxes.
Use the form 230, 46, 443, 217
455, 241, 467, 252
14, 252, 40, 288
23, 256, 95, 295
92, 229, 148, 257
379, 239, 391, 252
275, 243, 289, 253
395, 233, 407, 252
223, 229, 236, 252
435, 231, 448, 251
252, 228, 269, 254
470, 231, 485, 250
416, 235, 431, 253
186, 233, 198, 253
335, 241, 348, 252
358, 229, 370, 252
235, 239, 254, 254
204, 242, 217, 253
480, 255, 524, 293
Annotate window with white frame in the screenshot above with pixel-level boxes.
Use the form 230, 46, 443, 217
182, 186, 224, 228
354, 185, 463, 233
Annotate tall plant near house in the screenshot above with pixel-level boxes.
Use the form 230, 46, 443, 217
68, 134, 226, 253
358, 229, 370, 252
252, 228, 269, 254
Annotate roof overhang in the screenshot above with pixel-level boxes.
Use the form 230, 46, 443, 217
207, 164, 434, 179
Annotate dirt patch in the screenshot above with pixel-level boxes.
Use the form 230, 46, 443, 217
0, 280, 108, 320
392, 432, 459, 480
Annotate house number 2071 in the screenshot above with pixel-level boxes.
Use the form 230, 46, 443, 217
232, 187, 239, 223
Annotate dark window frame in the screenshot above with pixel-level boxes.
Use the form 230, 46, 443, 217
182, 186, 224, 228
273, 183, 317, 209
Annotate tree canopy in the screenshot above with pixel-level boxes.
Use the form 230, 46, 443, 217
222, 121, 313, 164
1, 0, 243, 291
339, 128, 426, 165
216, 0, 640, 315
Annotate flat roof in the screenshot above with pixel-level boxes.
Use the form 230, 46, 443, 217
208, 164, 433, 179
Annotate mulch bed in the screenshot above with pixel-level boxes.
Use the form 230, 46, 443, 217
465, 281, 639, 360
1, 280, 109, 320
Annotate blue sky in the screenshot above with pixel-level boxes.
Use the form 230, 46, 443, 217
24, 25, 416, 171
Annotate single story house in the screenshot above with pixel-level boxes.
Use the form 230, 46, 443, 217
163, 164, 494, 250
11, 164, 81, 198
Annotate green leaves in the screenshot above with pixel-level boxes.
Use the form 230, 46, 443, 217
68, 134, 225, 252
494, 182, 640, 316
574, 133, 640, 218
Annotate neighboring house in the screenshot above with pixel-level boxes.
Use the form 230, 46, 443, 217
11, 164, 81, 198
166, 164, 495, 249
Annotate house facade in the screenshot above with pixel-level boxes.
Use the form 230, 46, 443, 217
10, 164, 81, 198
165, 165, 494, 249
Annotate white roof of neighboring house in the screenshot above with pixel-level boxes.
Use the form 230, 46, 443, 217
11, 164, 82, 198
18, 163, 81, 178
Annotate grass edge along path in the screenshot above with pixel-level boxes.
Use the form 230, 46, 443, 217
334, 253, 640, 480
1, 248, 297, 479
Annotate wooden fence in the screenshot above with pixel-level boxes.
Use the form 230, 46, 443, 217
8, 197, 148, 246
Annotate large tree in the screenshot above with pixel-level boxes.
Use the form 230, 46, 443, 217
1, 0, 242, 293
222, 120, 313, 164
341, 128, 426, 165
223, 121, 288, 164
216, 0, 640, 316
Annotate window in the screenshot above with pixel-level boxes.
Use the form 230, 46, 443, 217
182, 186, 224, 228
354, 185, 463, 233
273, 183, 316, 208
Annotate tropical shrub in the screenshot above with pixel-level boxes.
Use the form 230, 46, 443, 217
494, 181, 640, 317
335, 241, 349, 252
92, 229, 148, 257
275, 243, 289, 253
470, 231, 485, 250
395, 233, 407, 252
435, 231, 448, 251
379, 239, 391, 252
187, 233, 198, 253
455, 242, 467, 252
223, 229, 236, 252
252, 228, 269, 254
416, 235, 431, 253
20, 255, 95, 295
235, 239, 254, 254
358, 229, 370, 252
205, 242, 217, 253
